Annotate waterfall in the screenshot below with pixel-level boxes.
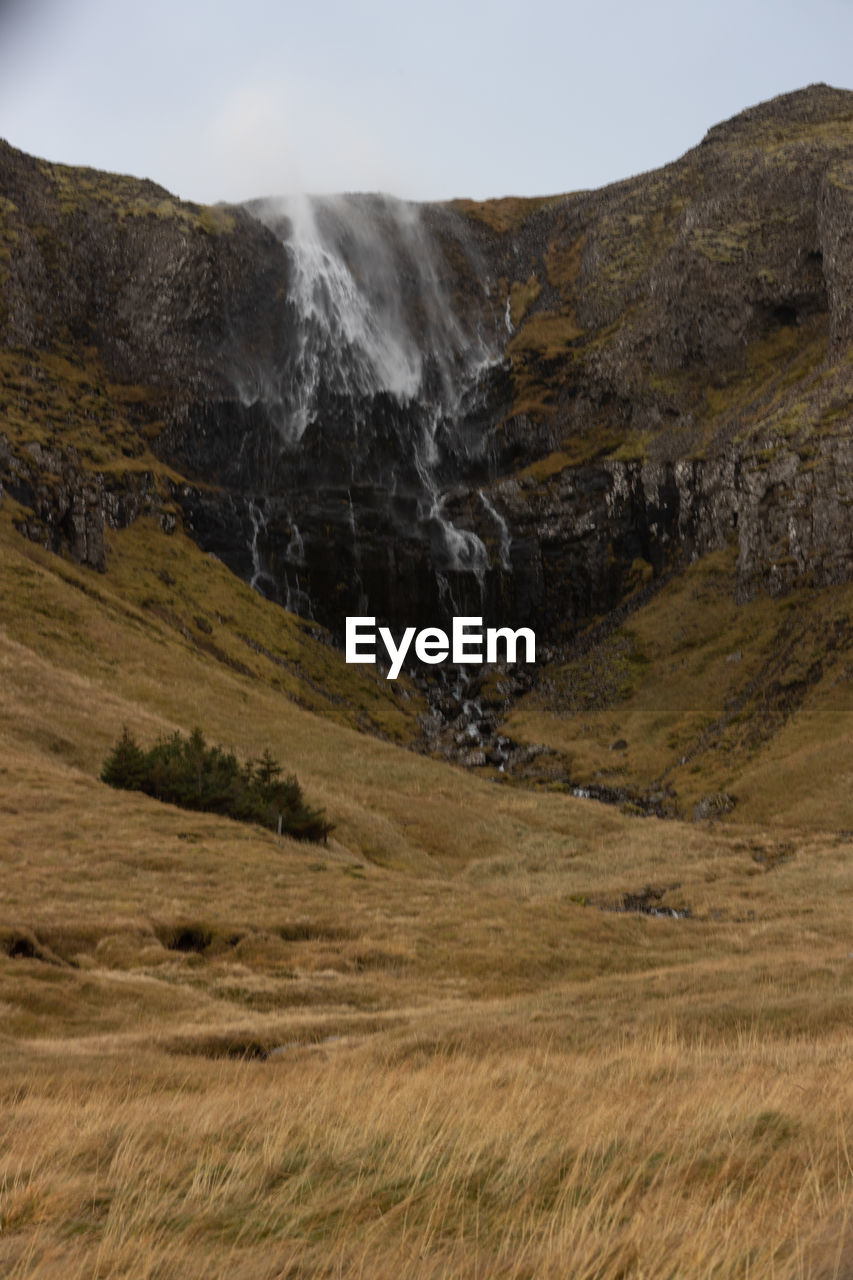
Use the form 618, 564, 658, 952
275, 194, 422, 441
285, 520, 305, 565
247, 498, 276, 595
236, 192, 507, 625
479, 490, 512, 572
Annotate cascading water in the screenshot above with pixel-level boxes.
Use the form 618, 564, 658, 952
230, 190, 512, 637
261, 194, 423, 442
248, 499, 276, 594
479, 490, 512, 572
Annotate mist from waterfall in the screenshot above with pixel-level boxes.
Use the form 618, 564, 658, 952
257, 195, 423, 440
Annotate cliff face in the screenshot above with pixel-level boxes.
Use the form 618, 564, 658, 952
1, 84, 852, 648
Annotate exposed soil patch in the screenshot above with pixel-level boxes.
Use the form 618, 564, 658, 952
164, 1016, 401, 1060
600, 886, 692, 919
571, 783, 680, 819
166, 925, 213, 954
0, 927, 65, 965
750, 842, 795, 871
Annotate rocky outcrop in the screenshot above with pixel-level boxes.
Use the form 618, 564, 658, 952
818, 162, 853, 352
736, 433, 853, 596
0, 435, 173, 570
0, 139, 290, 393
488, 431, 853, 638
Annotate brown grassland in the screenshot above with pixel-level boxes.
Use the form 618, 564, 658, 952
0, 502, 851, 1279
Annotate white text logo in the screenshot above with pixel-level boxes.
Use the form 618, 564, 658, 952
345, 616, 536, 679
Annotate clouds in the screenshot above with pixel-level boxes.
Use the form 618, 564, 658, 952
0, 0, 851, 205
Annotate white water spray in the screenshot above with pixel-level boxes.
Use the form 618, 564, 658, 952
479, 490, 512, 571
248, 499, 274, 593
242, 192, 505, 613
285, 520, 305, 565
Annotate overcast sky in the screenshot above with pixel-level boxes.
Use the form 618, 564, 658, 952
0, 0, 851, 205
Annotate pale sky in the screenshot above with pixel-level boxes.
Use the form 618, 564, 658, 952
0, 0, 851, 205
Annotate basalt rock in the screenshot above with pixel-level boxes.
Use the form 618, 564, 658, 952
0, 434, 173, 570
0, 139, 290, 392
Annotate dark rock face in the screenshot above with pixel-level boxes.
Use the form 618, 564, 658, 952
491, 438, 853, 638
1, 84, 852, 646
0, 435, 173, 570
158, 193, 516, 638
0, 140, 290, 391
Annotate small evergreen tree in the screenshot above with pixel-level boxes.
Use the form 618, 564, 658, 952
254, 748, 282, 791
100, 727, 332, 843
100, 727, 148, 791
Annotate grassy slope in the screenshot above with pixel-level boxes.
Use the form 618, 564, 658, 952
1, 500, 851, 1278
505, 545, 853, 828
0, 345, 173, 472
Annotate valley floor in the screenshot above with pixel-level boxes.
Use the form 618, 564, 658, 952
0, 513, 851, 1279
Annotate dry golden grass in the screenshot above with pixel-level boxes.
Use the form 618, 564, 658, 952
1, 1029, 850, 1280
509, 275, 542, 329
447, 195, 564, 236
506, 547, 853, 829
1, 512, 851, 1277
0, 346, 173, 471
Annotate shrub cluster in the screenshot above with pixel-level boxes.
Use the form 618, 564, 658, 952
101, 727, 333, 843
